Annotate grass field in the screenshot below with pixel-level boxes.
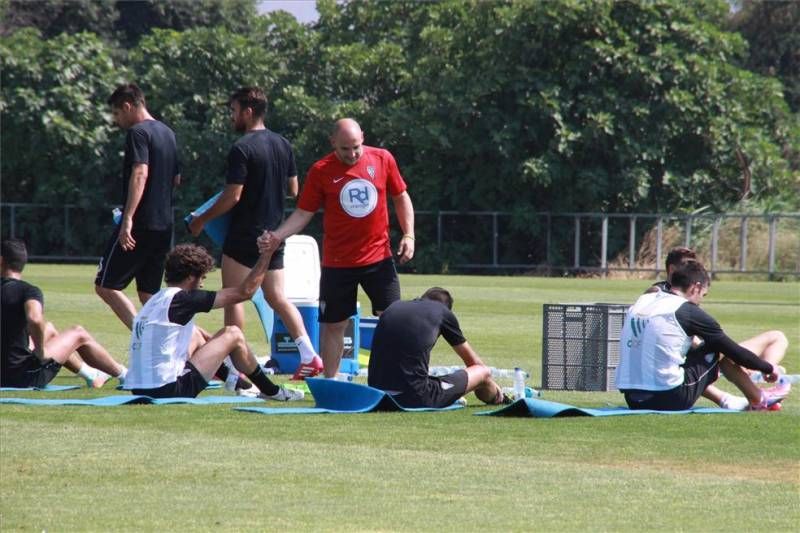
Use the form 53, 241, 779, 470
1, 265, 798, 532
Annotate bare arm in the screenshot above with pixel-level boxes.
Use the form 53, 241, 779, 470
187, 184, 243, 237
392, 191, 415, 264
211, 250, 272, 309
452, 341, 486, 368
24, 299, 47, 362
119, 163, 148, 251
273, 208, 315, 242
287, 175, 299, 198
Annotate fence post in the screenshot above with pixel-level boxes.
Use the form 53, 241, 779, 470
711, 217, 720, 276
546, 213, 552, 267
574, 215, 581, 270
601, 215, 608, 276
628, 216, 636, 271
656, 217, 663, 276
768, 215, 777, 279
685, 215, 692, 247
739, 216, 748, 272
64, 206, 70, 255
492, 212, 498, 267
437, 212, 442, 252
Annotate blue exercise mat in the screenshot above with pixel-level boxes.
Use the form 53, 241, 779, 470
235, 378, 464, 415
475, 397, 738, 417
0, 394, 263, 407
186, 192, 274, 340
0, 384, 81, 392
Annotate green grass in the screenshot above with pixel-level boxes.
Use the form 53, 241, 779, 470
2, 265, 799, 531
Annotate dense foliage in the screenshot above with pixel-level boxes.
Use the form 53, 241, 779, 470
1, 0, 797, 266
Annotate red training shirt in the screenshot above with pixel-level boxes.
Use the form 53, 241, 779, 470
297, 146, 407, 268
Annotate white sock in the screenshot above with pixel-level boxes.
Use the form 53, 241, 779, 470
116, 366, 128, 380
294, 335, 317, 364
77, 363, 99, 381
719, 393, 749, 411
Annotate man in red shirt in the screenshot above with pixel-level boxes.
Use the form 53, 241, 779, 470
261, 118, 415, 377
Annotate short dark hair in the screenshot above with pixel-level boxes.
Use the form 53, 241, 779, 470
107, 83, 146, 108
164, 244, 215, 284
421, 287, 454, 310
665, 246, 696, 271
670, 260, 710, 292
1, 238, 28, 272
229, 86, 267, 118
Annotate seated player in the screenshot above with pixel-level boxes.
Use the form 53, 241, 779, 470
1, 239, 127, 388
123, 242, 302, 401
645, 247, 789, 410
367, 287, 509, 408
645, 246, 697, 294
617, 261, 789, 411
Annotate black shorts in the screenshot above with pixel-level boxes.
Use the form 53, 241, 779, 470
222, 239, 285, 270
95, 225, 172, 294
319, 257, 400, 322
130, 362, 208, 398
623, 352, 720, 411
395, 370, 469, 409
1, 357, 62, 389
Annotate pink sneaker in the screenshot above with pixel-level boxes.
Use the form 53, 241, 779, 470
747, 390, 784, 411
291, 356, 324, 381
763, 381, 791, 403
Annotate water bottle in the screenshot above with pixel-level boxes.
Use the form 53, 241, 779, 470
490, 367, 514, 379
224, 370, 240, 392
112, 207, 122, 225
513, 367, 527, 401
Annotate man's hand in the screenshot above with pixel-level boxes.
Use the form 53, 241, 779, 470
257, 231, 281, 254
187, 215, 204, 237
119, 217, 136, 251
763, 362, 781, 383
396, 234, 414, 264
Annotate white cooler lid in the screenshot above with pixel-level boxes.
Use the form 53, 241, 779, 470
283, 234, 320, 300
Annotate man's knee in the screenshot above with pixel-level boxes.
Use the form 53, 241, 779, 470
219, 326, 246, 348
769, 330, 788, 346
66, 325, 92, 344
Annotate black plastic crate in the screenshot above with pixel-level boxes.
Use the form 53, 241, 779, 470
542, 303, 627, 391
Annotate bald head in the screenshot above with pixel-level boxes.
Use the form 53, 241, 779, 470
330, 118, 364, 166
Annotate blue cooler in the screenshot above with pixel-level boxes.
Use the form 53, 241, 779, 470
359, 316, 379, 350
270, 297, 320, 374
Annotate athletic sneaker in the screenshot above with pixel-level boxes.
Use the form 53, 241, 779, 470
86, 372, 110, 389
763, 381, 791, 402
747, 391, 783, 411
260, 386, 305, 402
236, 386, 260, 398
291, 355, 324, 381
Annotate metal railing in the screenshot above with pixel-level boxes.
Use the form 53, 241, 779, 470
2, 203, 799, 277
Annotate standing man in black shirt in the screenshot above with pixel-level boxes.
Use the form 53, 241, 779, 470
368, 287, 509, 408
2, 239, 127, 388
95, 83, 180, 330
188, 87, 321, 380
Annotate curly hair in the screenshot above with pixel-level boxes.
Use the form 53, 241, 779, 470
164, 244, 215, 284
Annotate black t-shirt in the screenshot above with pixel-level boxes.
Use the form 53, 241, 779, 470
121, 119, 180, 231
368, 299, 466, 400
1, 278, 44, 384
224, 129, 297, 247
675, 302, 772, 373
167, 289, 216, 325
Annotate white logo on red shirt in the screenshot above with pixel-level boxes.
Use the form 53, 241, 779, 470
333, 176, 346, 183
339, 178, 378, 218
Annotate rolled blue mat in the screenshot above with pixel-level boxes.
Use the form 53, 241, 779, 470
233, 378, 464, 415
476, 397, 738, 417
0, 384, 81, 392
